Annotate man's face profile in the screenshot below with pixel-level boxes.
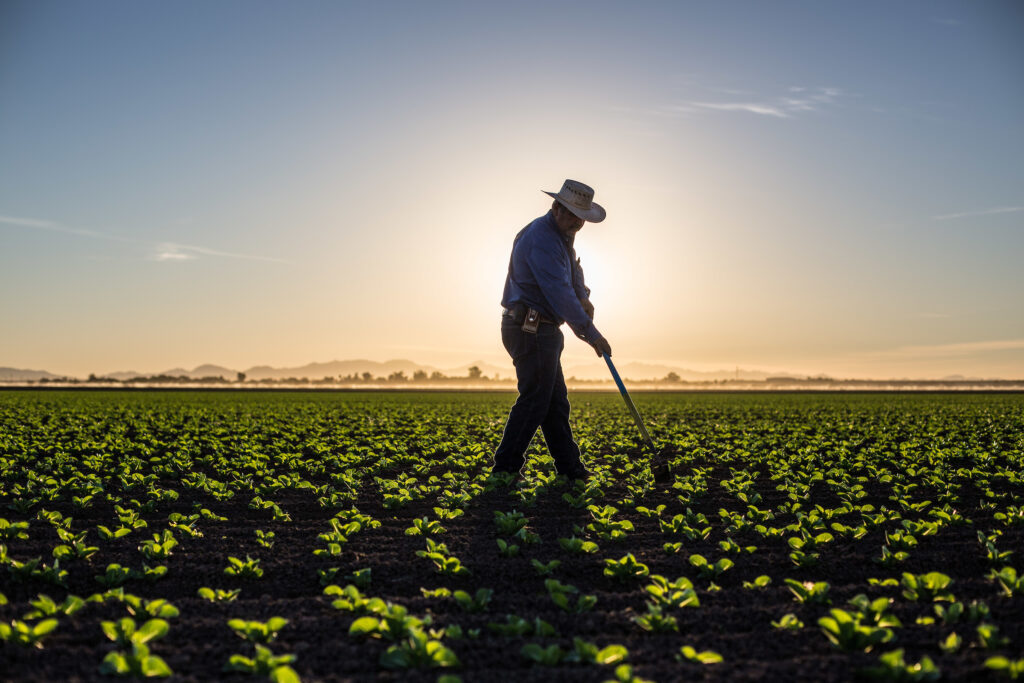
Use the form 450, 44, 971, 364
553, 204, 585, 237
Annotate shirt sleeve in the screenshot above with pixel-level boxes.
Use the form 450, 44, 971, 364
572, 256, 591, 300
527, 242, 603, 342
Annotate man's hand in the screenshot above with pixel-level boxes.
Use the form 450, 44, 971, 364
579, 297, 595, 320
591, 336, 612, 358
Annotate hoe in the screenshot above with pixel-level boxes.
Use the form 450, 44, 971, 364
602, 353, 674, 481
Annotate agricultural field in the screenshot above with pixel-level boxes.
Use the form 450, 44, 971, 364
1, 390, 1023, 683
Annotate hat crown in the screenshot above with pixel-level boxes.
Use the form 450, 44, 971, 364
558, 180, 595, 210
542, 178, 606, 223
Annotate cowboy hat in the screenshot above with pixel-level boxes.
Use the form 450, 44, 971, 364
543, 179, 606, 223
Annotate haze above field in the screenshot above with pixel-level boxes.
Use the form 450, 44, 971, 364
1, 1, 1022, 380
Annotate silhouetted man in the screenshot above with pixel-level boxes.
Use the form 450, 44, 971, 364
492, 179, 612, 481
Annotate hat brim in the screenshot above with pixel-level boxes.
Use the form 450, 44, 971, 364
544, 191, 606, 223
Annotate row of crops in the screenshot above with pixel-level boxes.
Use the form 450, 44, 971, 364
0, 390, 1022, 681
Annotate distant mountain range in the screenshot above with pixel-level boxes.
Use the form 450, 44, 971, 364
0, 367, 64, 381
0, 361, 1004, 383
97, 359, 515, 381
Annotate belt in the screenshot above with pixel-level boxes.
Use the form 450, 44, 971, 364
502, 305, 559, 325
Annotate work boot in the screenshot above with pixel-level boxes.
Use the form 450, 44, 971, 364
559, 466, 589, 484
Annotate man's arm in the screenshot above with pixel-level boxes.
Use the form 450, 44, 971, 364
528, 243, 609, 355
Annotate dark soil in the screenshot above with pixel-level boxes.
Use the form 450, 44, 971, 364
2, 470, 1021, 683
2, 391, 1023, 682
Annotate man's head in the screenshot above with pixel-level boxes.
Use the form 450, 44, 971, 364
543, 179, 605, 237
552, 200, 585, 236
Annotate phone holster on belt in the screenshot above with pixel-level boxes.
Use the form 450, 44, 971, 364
522, 308, 540, 333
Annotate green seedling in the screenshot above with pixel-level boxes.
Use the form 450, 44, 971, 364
976, 623, 1009, 650
134, 564, 167, 582
719, 537, 756, 554
545, 578, 597, 613
255, 529, 275, 548
875, 545, 909, 567
0, 618, 58, 648
431, 555, 470, 577
742, 575, 772, 589
325, 584, 387, 614
818, 608, 895, 652
986, 657, 1024, 680
224, 644, 299, 681
493, 510, 528, 536
990, 566, 1023, 597
604, 553, 650, 582
900, 571, 954, 602
586, 505, 634, 541
228, 617, 288, 644
317, 568, 340, 586
224, 555, 263, 580
406, 517, 446, 536
349, 603, 428, 641
785, 579, 831, 604
939, 631, 962, 653
380, 627, 459, 670
96, 563, 134, 588
978, 530, 1013, 564
603, 664, 655, 683
772, 613, 804, 630
138, 530, 177, 561
0, 518, 29, 540
346, 567, 372, 589
885, 529, 918, 551
789, 549, 820, 568
98, 525, 133, 540
847, 594, 901, 628
861, 649, 939, 681
565, 637, 628, 665
677, 645, 723, 664
521, 643, 565, 666
167, 513, 202, 539
634, 604, 678, 632
688, 554, 733, 579
635, 504, 666, 518
101, 617, 169, 649
100, 642, 173, 678
24, 593, 87, 619
496, 538, 520, 557
452, 588, 492, 613
488, 615, 557, 637
558, 536, 599, 554
530, 559, 560, 576
432, 506, 464, 520
994, 506, 1024, 527
644, 575, 699, 609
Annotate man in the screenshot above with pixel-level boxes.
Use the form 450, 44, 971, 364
492, 179, 613, 481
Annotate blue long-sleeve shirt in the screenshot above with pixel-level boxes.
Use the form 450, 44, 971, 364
501, 211, 603, 343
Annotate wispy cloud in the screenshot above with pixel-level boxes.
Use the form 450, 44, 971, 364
1, 213, 288, 263
689, 86, 845, 119
151, 242, 287, 263
932, 206, 1024, 221
689, 102, 789, 118
0, 214, 113, 240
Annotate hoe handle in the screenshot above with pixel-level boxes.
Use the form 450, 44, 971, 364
603, 353, 657, 454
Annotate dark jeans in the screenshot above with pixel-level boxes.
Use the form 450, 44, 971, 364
492, 318, 585, 475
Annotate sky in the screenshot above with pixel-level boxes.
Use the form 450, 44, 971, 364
1, 0, 1022, 380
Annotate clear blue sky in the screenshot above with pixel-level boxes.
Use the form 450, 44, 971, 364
1, 0, 1022, 378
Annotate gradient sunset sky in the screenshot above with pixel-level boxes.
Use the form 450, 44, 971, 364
2, 1, 1022, 379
